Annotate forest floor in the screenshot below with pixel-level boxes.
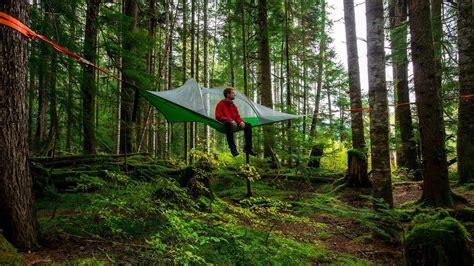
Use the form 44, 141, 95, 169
11, 155, 474, 265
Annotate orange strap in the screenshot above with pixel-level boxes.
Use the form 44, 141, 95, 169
447, 93, 474, 100
0, 11, 120, 81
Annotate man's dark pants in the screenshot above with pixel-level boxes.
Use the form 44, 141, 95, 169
223, 121, 252, 153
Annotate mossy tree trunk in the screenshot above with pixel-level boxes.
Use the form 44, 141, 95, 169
366, 0, 393, 206
308, 144, 323, 168
346, 150, 371, 187
408, 0, 453, 206
343, 0, 368, 185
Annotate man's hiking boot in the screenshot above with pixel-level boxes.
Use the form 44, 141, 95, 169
244, 149, 257, 156
231, 149, 240, 157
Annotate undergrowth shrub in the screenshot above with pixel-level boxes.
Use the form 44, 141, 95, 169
144, 209, 337, 265
239, 196, 291, 212
82, 176, 193, 237
320, 144, 348, 173
294, 194, 403, 242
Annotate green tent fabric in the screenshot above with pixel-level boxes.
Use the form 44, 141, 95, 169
140, 79, 303, 133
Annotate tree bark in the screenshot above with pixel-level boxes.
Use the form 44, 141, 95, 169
66, 15, 77, 153
257, 0, 277, 165
189, 0, 195, 160
409, 0, 453, 207
120, 0, 138, 154
457, 0, 474, 184
35, 2, 51, 150
182, 0, 188, 163
343, 0, 366, 151
240, 0, 249, 97
308, 0, 326, 168
81, 0, 100, 154
430, 0, 442, 96
284, 0, 293, 164
0, 0, 39, 249
366, 0, 393, 206
389, 0, 419, 174
47, 50, 59, 156
343, 0, 369, 185
203, 0, 210, 152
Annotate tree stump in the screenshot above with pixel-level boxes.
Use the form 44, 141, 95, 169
308, 144, 324, 168
346, 149, 371, 187
179, 160, 214, 199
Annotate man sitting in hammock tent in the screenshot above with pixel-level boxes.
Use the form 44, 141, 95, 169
215, 87, 257, 157
138, 79, 303, 152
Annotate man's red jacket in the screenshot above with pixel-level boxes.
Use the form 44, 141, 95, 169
215, 99, 244, 124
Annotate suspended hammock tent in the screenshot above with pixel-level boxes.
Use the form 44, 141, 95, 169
139, 79, 303, 133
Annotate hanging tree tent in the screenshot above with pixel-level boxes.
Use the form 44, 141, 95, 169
140, 79, 303, 133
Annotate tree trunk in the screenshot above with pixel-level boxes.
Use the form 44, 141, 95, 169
189, 0, 196, 159
302, 43, 307, 136
408, 0, 453, 207
28, 57, 35, 148
366, 0, 393, 206
240, 0, 249, 97
35, 2, 50, 150
346, 150, 371, 187
0, 0, 39, 249
227, 25, 235, 87
47, 50, 59, 156
194, 0, 200, 151
203, 0, 210, 152
182, 0, 188, 163
66, 14, 77, 153
284, 0, 292, 164
457, 0, 474, 184
343, 0, 366, 151
343, 0, 369, 186
389, 0, 419, 175
326, 67, 333, 130
120, 0, 138, 154
430, 0, 442, 96
308, 0, 326, 168
166, 1, 174, 157
81, 0, 100, 154
257, 0, 277, 166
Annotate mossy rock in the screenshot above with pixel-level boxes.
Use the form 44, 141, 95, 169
405, 216, 472, 266
0, 234, 23, 265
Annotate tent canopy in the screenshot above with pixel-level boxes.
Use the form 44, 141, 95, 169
140, 79, 302, 133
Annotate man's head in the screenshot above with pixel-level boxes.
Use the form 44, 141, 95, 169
223, 87, 236, 100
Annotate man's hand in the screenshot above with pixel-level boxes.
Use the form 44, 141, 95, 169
231, 121, 238, 127
239, 122, 246, 128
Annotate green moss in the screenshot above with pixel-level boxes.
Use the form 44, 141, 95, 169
405, 216, 472, 266
0, 234, 23, 265
347, 149, 366, 160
